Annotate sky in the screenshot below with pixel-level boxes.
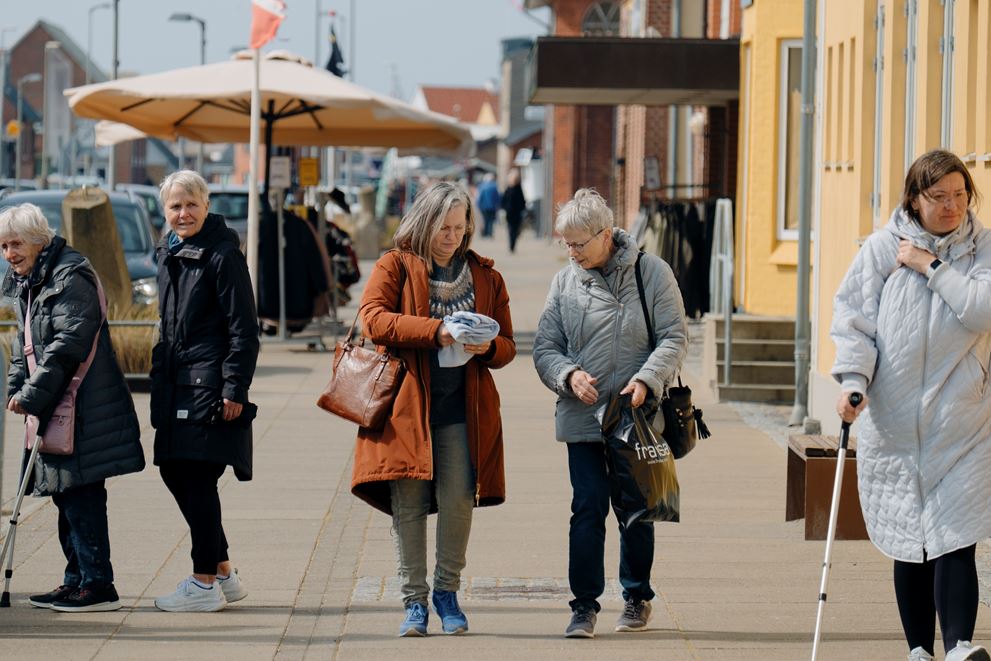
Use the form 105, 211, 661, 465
3, 0, 552, 99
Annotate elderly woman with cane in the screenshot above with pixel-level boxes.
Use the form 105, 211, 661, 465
352, 181, 515, 637
1, 203, 144, 612
533, 188, 688, 638
832, 149, 991, 661
150, 170, 259, 612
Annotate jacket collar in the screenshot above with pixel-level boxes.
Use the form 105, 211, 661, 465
884, 206, 981, 261
156, 213, 237, 261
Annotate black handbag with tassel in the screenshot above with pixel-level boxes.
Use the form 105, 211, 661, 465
635, 253, 711, 459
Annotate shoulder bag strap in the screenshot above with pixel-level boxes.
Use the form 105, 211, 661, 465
635, 252, 683, 390
24, 289, 36, 376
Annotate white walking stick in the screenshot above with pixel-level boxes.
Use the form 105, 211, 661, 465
810, 391, 862, 659
0, 434, 44, 607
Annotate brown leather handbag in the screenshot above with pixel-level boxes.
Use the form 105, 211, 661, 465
316, 257, 406, 431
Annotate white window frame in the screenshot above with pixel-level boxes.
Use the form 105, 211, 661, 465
777, 39, 803, 241
872, 3, 886, 226
904, 0, 918, 171
940, 0, 955, 147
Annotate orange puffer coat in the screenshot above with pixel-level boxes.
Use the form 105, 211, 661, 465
351, 249, 515, 514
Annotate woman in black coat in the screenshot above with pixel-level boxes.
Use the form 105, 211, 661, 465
500, 169, 527, 253
1, 203, 144, 613
150, 170, 259, 613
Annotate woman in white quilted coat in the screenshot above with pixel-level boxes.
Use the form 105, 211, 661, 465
832, 150, 991, 661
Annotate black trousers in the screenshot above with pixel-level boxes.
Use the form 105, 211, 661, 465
894, 544, 978, 655
52, 480, 113, 588
160, 460, 229, 575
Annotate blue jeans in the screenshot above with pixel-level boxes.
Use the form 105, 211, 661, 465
390, 423, 474, 606
480, 209, 497, 237
52, 480, 114, 588
567, 442, 655, 612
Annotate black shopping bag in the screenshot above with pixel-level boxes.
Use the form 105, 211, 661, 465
598, 395, 680, 529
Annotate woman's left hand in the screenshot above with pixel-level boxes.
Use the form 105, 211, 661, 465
222, 398, 243, 422
897, 240, 935, 275
464, 341, 492, 357
619, 380, 649, 408
7, 397, 26, 415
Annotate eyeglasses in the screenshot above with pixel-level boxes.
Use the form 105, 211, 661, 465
558, 228, 606, 252
924, 190, 968, 208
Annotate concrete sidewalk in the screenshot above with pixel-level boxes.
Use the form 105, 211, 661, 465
1, 225, 988, 660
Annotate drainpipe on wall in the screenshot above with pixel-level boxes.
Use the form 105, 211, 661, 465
666, 0, 681, 189
789, 0, 817, 427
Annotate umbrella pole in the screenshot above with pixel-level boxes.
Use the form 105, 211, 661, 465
246, 48, 261, 300
264, 100, 275, 199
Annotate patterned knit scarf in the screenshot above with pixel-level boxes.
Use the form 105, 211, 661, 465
429, 257, 475, 319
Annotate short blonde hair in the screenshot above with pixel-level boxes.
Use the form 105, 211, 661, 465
159, 169, 210, 207
0, 203, 56, 246
393, 182, 474, 269
555, 188, 613, 236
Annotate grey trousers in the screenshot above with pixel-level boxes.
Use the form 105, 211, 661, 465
389, 423, 474, 606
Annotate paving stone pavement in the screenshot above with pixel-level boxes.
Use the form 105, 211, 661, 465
0, 225, 988, 660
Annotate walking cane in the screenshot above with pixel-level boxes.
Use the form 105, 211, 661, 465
810, 391, 862, 660
0, 433, 44, 607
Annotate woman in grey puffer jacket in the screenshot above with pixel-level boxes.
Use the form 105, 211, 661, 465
533, 188, 687, 638
832, 150, 991, 661
2, 203, 144, 613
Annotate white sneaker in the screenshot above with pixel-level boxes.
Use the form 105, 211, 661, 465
154, 577, 227, 612
218, 569, 247, 603
908, 647, 934, 661
946, 641, 991, 661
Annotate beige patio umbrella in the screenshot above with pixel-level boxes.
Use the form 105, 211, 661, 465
65, 51, 472, 156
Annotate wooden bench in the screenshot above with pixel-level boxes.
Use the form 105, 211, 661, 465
786, 434, 868, 541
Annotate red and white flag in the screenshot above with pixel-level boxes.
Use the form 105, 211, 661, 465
250, 0, 286, 49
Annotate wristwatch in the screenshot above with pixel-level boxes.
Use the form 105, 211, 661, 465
926, 257, 943, 279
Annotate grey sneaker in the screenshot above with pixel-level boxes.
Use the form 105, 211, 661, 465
615, 598, 652, 632
907, 648, 934, 661
946, 642, 991, 661
218, 569, 247, 603
565, 607, 596, 638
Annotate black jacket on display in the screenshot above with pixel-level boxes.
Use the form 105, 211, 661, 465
150, 213, 260, 480
257, 207, 329, 323
3, 237, 144, 495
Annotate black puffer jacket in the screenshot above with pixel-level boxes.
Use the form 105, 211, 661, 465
3, 237, 144, 496
150, 213, 259, 480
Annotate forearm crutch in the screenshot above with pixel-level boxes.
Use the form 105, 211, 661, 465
810, 392, 862, 660
0, 435, 43, 607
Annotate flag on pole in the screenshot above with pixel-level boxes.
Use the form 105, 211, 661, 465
325, 25, 346, 77
250, 0, 286, 49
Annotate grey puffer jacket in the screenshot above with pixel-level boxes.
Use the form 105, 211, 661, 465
533, 228, 688, 442
3, 237, 144, 496
831, 208, 991, 561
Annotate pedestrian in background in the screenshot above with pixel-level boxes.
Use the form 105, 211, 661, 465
1, 203, 144, 613
475, 172, 500, 238
533, 188, 688, 638
352, 181, 516, 637
500, 169, 526, 253
150, 170, 259, 613
832, 149, 991, 661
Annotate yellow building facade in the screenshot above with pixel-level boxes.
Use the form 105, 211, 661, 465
809, 0, 991, 420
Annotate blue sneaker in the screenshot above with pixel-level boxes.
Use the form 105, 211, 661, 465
399, 601, 429, 637
431, 589, 468, 634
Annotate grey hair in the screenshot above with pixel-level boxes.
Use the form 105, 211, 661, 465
555, 188, 613, 235
159, 169, 210, 206
393, 182, 475, 270
0, 203, 56, 246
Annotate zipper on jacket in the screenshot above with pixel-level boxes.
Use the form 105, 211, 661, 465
915, 287, 932, 555
474, 367, 481, 506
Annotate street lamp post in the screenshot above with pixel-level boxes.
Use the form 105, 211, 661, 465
107, 0, 118, 189
86, 2, 111, 85
169, 12, 206, 174
15, 73, 42, 192
0, 26, 18, 179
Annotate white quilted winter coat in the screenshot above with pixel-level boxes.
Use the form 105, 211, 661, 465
831, 207, 991, 562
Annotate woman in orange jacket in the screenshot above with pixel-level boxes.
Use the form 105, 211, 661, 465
353, 182, 515, 637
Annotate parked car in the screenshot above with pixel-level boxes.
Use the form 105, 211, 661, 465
0, 190, 159, 305
118, 183, 167, 233
207, 184, 255, 246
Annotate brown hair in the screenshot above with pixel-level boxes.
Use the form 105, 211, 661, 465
901, 149, 980, 220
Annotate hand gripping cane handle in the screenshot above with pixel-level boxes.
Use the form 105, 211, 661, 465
811, 391, 862, 660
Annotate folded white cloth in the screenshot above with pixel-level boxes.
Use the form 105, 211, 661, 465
438, 311, 501, 367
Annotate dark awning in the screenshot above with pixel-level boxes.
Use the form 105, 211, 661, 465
528, 36, 740, 106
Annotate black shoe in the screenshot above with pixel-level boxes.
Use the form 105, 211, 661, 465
50, 584, 121, 612
28, 585, 78, 609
